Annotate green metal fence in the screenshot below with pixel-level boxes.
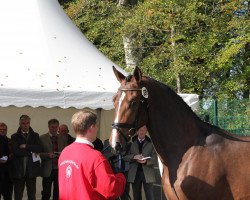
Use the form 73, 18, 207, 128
198, 98, 250, 136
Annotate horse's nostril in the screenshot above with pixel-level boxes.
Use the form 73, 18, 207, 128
115, 142, 122, 153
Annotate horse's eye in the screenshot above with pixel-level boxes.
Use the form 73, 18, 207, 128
129, 101, 137, 108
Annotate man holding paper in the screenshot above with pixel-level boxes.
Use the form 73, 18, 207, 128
123, 125, 156, 200
40, 119, 68, 200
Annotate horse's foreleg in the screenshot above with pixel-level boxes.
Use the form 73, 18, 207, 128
161, 165, 183, 200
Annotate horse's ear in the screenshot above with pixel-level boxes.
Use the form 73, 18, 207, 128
113, 66, 125, 83
133, 66, 142, 82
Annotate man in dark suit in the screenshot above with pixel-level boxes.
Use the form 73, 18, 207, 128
40, 119, 68, 200
11, 115, 42, 200
0, 122, 13, 200
58, 124, 75, 145
0, 123, 10, 200
124, 125, 156, 200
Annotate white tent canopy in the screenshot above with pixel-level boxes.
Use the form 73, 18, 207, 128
0, 0, 126, 110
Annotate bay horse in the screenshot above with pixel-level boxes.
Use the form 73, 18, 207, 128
109, 66, 250, 200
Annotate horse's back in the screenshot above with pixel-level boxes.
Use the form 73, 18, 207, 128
221, 137, 250, 199
202, 134, 250, 199
162, 136, 250, 200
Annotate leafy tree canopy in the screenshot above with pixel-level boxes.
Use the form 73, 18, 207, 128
61, 0, 250, 99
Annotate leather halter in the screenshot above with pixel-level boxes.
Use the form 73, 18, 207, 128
111, 87, 147, 143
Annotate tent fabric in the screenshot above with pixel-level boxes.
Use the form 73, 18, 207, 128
179, 94, 199, 112
0, 0, 125, 109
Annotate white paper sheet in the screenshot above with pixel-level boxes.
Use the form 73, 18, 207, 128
32, 153, 41, 162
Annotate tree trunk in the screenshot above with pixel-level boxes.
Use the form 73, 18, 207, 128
118, 0, 140, 71
170, 25, 182, 93
118, 0, 128, 6
118, 0, 138, 6
123, 34, 141, 71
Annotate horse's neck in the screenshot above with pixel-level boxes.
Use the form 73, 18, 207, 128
145, 80, 202, 163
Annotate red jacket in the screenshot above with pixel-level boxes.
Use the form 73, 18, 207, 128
58, 142, 125, 200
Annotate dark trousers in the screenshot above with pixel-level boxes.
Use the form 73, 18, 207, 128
0, 169, 13, 200
13, 176, 36, 200
132, 171, 154, 200
42, 169, 58, 200
120, 171, 130, 200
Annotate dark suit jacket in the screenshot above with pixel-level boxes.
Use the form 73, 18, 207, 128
11, 127, 42, 179
67, 134, 75, 145
0, 135, 9, 157
40, 133, 68, 177
93, 137, 103, 152
124, 135, 156, 183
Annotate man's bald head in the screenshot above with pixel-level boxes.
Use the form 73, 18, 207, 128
58, 124, 69, 135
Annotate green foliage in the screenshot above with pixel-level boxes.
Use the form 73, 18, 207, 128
61, 0, 250, 100
198, 98, 250, 135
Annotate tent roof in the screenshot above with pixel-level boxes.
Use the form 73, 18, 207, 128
0, 0, 125, 109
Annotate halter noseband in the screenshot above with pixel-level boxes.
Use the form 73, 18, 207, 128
112, 87, 147, 142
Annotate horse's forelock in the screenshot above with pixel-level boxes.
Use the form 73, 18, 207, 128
125, 75, 132, 83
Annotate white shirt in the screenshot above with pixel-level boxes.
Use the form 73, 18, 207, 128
138, 137, 145, 143
75, 138, 94, 148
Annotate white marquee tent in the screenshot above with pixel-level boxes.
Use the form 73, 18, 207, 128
0, 0, 199, 138
0, 0, 127, 137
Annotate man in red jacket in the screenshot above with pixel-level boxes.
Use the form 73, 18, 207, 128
58, 110, 126, 200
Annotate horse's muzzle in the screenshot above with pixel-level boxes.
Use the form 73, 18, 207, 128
115, 142, 122, 154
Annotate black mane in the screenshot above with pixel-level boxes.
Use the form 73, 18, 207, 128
143, 76, 248, 142
144, 76, 201, 120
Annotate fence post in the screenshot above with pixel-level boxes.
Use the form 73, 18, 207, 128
213, 97, 218, 126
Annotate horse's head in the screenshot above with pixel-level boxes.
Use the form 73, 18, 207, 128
109, 66, 149, 154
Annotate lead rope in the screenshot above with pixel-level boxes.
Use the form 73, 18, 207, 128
102, 144, 131, 200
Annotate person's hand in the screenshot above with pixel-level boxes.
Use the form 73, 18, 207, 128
133, 154, 143, 160
137, 159, 147, 164
19, 144, 26, 149
47, 152, 56, 158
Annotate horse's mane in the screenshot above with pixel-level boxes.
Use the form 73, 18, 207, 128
142, 76, 249, 142
144, 76, 200, 120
